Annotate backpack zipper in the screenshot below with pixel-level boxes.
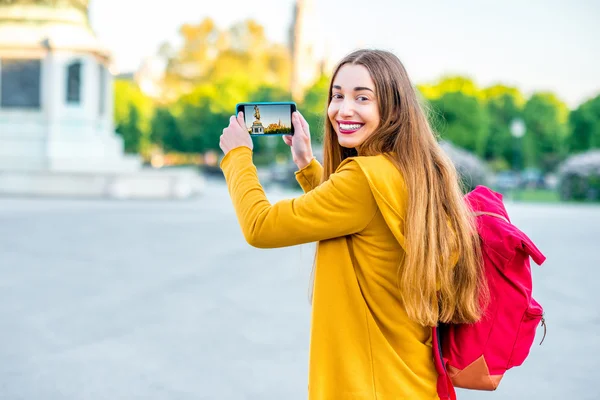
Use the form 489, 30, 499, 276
539, 315, 547, 345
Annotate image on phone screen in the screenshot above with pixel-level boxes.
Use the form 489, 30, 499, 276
240, 103, 294, 135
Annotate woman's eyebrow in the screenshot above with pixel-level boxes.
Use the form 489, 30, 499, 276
332, 85, 374, 93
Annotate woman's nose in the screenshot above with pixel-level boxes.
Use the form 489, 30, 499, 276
339, 99, 354, 117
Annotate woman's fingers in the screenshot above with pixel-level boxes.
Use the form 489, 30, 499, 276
297, 111, 311, 139
219, 113, 253, 154
236, 112, 245, 130
282, 135, 293, 146
292, 112, 304, 136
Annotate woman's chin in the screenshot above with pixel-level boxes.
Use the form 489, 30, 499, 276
337, 135, 359, 149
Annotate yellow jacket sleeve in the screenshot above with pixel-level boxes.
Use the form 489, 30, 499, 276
220, 146, 378, 248
294, 157, 324, 193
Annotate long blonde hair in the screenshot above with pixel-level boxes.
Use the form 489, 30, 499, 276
319, 49, 486, 326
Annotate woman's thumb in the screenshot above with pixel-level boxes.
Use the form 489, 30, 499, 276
237, 111, 246, 129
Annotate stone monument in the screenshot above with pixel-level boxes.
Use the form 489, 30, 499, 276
0, 0, 204, 198
250, 104, 264, 134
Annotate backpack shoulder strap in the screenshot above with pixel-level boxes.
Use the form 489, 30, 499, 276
473, 211, 509, 224
433, 326, 457, 400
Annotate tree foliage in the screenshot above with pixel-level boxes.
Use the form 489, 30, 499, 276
429, 91, 489, 157
418, 76, 483, 101
299, 74, 330, 144
568, 95, 600, 153
483, 87, 524, 170
110, 19, 600, 173
522, 93, 569, 172
114, 80, 154, 154
161, 18, 291, 101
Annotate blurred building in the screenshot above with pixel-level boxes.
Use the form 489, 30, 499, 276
289, 0, 337, 101
116, 56, 165, 99
0, 0, 203, 198
289, 0, 319, 101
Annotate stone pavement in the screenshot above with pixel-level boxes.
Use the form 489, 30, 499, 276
0, 177, 598, 399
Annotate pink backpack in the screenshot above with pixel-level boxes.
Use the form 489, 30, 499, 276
433, 186, 547, 400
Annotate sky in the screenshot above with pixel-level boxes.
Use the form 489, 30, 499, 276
89, 0, 600, 108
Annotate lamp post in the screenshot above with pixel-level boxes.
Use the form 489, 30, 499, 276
510, 118, 526, 200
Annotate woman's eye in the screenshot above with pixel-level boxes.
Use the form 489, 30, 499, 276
331, 93, 343, 99
357, 96, 369, 101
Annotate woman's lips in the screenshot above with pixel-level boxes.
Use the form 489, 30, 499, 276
338, 121, 364, 134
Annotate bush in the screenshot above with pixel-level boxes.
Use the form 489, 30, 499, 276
557, 150, 600, 201
439, 140, 492, 191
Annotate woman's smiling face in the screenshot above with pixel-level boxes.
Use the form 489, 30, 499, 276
328, 64, 380, 149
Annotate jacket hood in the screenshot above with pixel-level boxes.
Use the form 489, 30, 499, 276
339, 158, 546, 267
341, 155, 409, 252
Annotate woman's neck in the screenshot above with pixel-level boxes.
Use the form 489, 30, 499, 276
342, 147, 358, 159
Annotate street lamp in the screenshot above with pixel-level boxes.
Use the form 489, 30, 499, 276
510, 118, 526, 200
510, 118, 525, 169
510, 118, 526, 139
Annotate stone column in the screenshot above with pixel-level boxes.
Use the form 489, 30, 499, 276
43, 42, 60, 170
105, 63, 115, 135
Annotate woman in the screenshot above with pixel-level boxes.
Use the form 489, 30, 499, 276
219, 49, 485, 399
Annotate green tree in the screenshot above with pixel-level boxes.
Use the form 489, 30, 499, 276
299, 74, 330, 144
418, 76, 483, 101
161, 18, 220, 97
482, 85, 526, 105
522, 93, 569, 171
429, 91, 489, 157
151, 108, 183, 152
251, 85, 291, 102
483, 86, 525, 170
116, 104, 142, 153
568, 95, 600, 152
155, 18, 298, 156
172, 81, 293, 155
114, 79, 154, 154
173, 87, 230, 153
161, 18, 291, 99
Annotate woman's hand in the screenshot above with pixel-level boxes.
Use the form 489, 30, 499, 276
283, 111, 314, 170
220, 112, 253, 156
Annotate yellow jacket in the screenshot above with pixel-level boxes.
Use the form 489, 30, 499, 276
221, 146, 438, 400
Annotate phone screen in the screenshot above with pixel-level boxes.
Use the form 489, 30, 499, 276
237, 102, 296, 135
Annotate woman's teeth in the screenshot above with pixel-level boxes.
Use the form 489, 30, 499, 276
340, 123, 362, 131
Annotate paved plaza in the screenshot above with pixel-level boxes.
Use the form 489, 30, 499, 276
0, 177, 598, 399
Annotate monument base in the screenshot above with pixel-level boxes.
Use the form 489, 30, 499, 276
0, 168, 205, 200
251, 121, 264, 134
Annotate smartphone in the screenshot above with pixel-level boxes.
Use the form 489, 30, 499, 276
236, 102, 297, 136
